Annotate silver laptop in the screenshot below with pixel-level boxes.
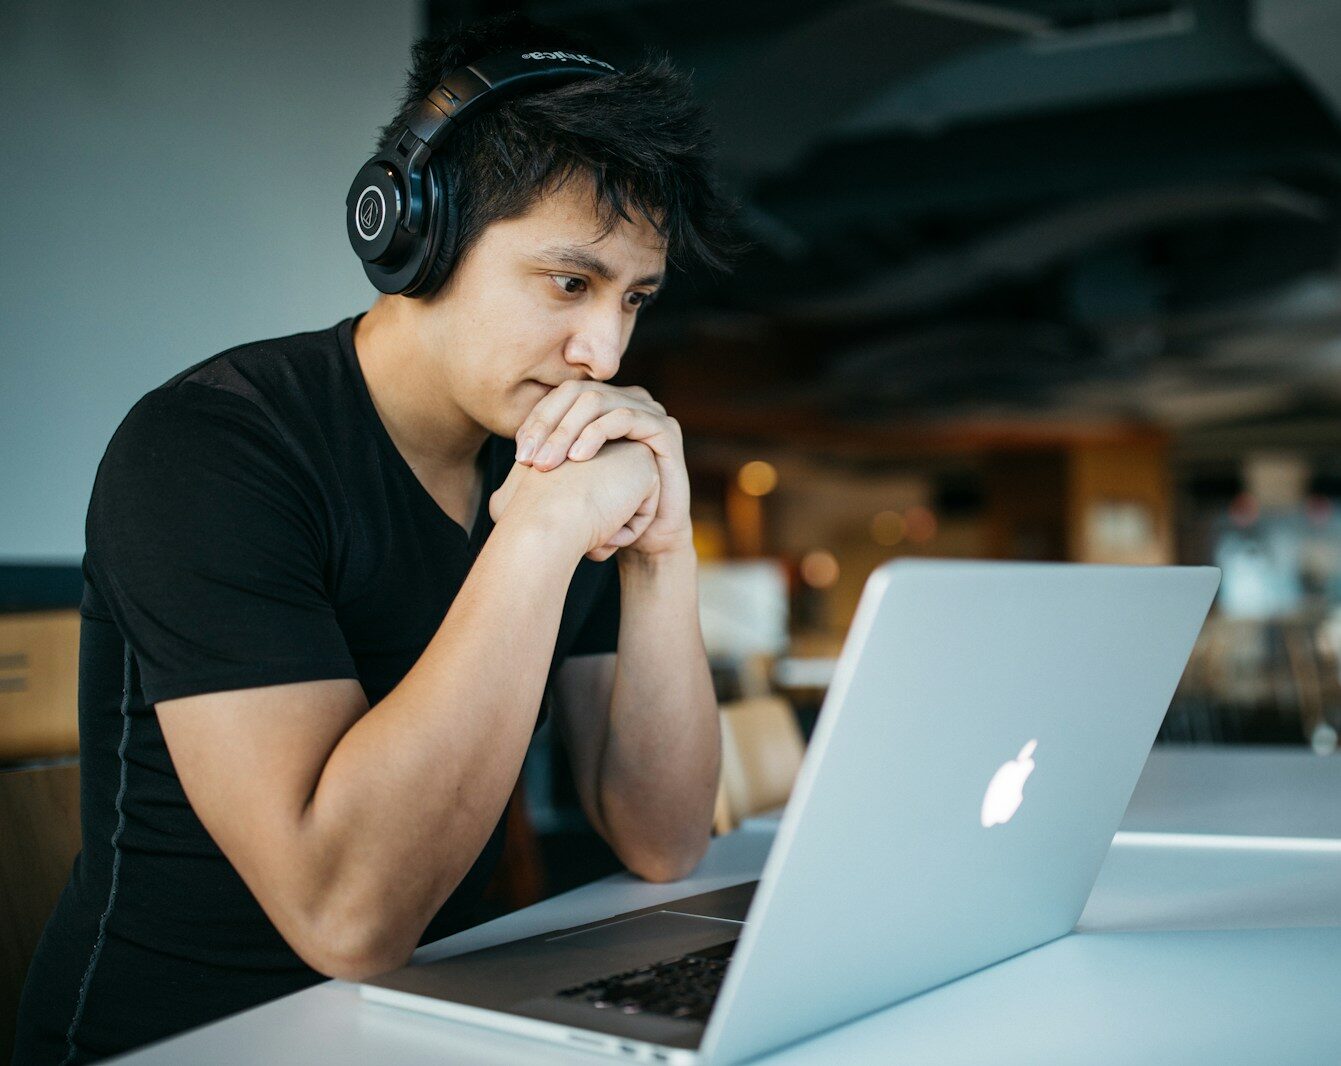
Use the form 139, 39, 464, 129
361, 560, 1220, 1064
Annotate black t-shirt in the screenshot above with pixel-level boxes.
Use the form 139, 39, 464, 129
14, 316, 619, 1065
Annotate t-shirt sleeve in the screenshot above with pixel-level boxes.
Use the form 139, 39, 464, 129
86, 383, 358, 704
564, 557, 621, 657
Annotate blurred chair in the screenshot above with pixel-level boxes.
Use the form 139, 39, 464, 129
0, 760, 81, 1062
714, 696, 806, 835
0, 610, 81, 761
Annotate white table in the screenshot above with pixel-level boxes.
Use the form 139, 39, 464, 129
112, 749, 1341, 1065
1121, 745, 1341, 839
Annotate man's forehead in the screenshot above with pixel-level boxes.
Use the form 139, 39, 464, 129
516, 179, 666, 278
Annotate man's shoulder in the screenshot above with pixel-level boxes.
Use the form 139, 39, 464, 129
92, 387, 286, 522
88, 345, 340, 557
111, 318, 356, 454
158, 317, 353, 409
110, 368, 276, 461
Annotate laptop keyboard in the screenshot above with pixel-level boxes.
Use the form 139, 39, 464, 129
555, 939, 736, 1023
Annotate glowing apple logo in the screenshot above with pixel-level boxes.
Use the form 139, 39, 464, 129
980, 740, 1038, 828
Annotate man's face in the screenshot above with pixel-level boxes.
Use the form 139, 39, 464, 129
421, 175, 668, 438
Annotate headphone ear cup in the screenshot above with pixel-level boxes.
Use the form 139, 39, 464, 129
409, 156, 461, 298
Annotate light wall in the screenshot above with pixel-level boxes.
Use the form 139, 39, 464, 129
0, 0, 420, 561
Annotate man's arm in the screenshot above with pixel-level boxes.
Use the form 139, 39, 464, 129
552, 546, 720, 882
156, 444, 657, 982
514, 382, 720, 879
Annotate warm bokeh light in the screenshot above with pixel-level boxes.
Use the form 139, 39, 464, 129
800, 549, 840, 589
905, 505, 938, 544
737, 460, 778, 497
691, 519, 728, 560
871, 510, 907, 546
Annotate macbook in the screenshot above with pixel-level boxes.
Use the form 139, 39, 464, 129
361, 560, 1220, 1063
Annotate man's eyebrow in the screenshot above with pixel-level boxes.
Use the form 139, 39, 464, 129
537, 244, 665, 288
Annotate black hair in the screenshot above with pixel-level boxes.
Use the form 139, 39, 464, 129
376, 12, 747, 298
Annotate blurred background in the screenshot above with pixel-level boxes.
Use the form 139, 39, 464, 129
5, 0, 1341, 1003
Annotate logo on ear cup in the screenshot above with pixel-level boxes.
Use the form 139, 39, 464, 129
355, 187, 386, 241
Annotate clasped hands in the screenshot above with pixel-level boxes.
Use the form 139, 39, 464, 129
488, 381, 691, 563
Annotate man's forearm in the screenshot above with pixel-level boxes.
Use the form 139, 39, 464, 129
598, 546, 721, 881
297, 506, 585, 975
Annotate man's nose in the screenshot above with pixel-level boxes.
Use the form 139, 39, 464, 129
565, 305, 625, 381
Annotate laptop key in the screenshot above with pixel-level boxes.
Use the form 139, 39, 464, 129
554, 940, 737, 1023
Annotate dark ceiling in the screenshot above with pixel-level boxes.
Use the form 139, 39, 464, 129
436, 0, 1341, 452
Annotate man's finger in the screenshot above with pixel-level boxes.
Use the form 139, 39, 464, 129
516, 382, 585, 462
566, 408, 676, 463
517, 384, 662, 465
529, 390, 606, 470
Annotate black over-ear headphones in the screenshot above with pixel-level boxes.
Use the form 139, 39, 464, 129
346, 49, 620, 298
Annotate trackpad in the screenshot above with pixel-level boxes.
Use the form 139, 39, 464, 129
545, 910, 741, 953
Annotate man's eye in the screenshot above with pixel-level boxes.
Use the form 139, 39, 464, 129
552, 275, 586, 295
629, 290, 659, 310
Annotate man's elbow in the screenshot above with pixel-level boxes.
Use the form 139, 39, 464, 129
291, 911, 416, 982
623, 835, 710, 884
307, 943, 409, 982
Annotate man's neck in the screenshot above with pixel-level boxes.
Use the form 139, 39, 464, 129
352, 295, 488, 483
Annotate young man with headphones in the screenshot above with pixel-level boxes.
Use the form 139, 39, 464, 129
15, 13, 742, 1063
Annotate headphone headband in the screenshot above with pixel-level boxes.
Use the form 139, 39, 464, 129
409, 51, 618, 148
347, 48, 621, 298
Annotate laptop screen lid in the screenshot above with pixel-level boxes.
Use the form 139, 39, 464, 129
701, 560, 1219, 1065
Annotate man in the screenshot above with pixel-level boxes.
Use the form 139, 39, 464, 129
15, 12, 742, 1063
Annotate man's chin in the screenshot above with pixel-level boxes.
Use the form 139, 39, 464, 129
463, 409, 514, 444
491, 414, 527, 444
